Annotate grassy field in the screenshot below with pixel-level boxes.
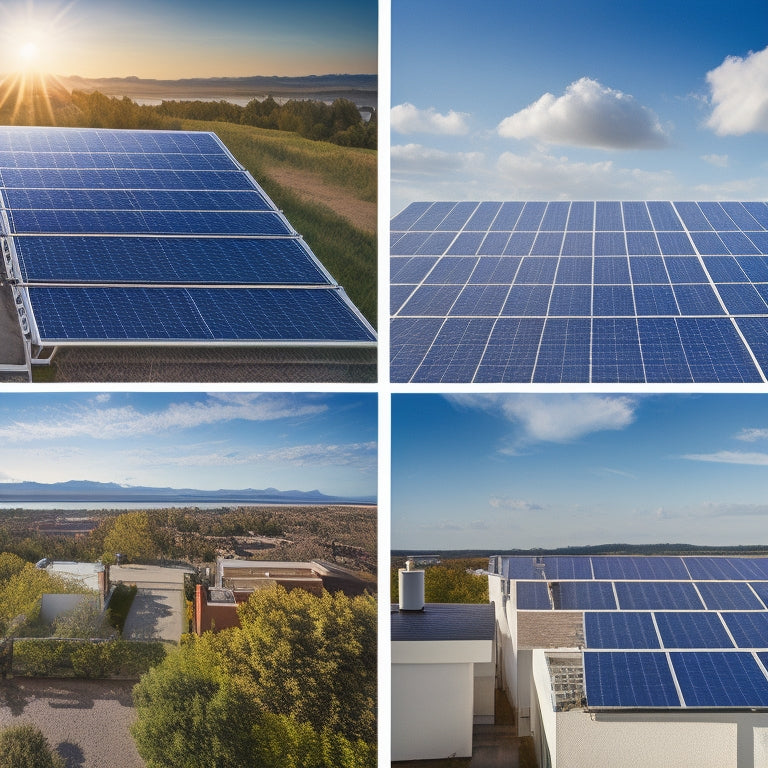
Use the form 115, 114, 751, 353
182, 119, 377, 328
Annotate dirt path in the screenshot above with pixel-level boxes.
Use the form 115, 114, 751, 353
264, 164, 376, 235
0, 678, 145, 768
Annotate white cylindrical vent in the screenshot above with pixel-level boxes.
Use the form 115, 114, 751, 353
399, 567, 425, 611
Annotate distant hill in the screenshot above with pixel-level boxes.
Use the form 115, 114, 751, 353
57, 73, 378, 108
0, 479, 375, 505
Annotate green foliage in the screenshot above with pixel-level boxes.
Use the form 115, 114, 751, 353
0, 552, 26, 581
0, 724, 64, 768
0, 563, 87, 637
156, 97, 375, 149
52, 596, 113, 639
12, 637, 165, 678
226, 586, 376, 743
103, 512, 159, 563
391, 563, 489, 604
132, 649, 261, 768
132, 585, 376, 766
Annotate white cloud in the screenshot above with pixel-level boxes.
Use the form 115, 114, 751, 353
489, 497, 544, 512
445, 394, 638, 443
497, 77, 669, 149
155, 441, 377, 470
391, 143, 484, 175
495, 150, 676, 198
736, 428, 768, 442
0, 395, 327, 443
706, 46, 768, 135
680, 450, 768, 466
701, 153, 729, 168
391, 102, 470, 135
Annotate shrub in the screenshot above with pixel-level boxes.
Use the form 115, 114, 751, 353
0, 724, 64, 768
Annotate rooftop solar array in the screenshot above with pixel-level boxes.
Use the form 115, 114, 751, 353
496, 555, 768, 710
0, 127, 375, 347
391, 201, 768, 382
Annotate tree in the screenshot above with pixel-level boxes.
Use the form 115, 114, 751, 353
0, 724, 64, 768
131, 585, 377, 767
132, 648, 260, 768
391, 562, 489, 604
103, 512, 158, 562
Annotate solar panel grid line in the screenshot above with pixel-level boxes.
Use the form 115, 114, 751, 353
664, 650, 687, 708
747, 582, 768, 610
717, 612, 742, 649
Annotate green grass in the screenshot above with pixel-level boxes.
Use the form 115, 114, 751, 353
181, 120, 377, 327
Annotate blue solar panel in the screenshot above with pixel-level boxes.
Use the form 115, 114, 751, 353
391, 256, 439, 283
516, 581, 551, 610
671, 652, 768, 707
391, 200, 768, 382
615, 582, 704, 610
8, 209, 290, 236
29, 286, 376, 343
0, 128, 376, 349
654, 612, 734, 648
723, 613, 768, 648
748, 582, 768, 607
542, 557, 594, 580
14, 236, 329, 285
590, 556, 690, 581
552, 582, 616, 610
584, 651, 680, 708
585, 613, 660, 649
685, 557, 751, 581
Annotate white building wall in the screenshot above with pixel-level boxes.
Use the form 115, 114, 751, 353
532, 649, 558, 768
474, 660, 495, 723
391, 662, 474, 760
40, 593, 96, 624
489, 575, 519, 727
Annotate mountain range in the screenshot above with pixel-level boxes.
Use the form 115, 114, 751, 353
0, 480, 375, 505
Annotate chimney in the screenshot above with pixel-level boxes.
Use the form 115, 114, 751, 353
398, 557, 425, 611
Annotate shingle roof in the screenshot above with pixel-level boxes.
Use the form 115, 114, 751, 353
391, 602, 495, 641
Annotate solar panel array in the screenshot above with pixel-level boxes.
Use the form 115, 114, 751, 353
0, 127, 375, 346
498, 555, 768, 710
391, 201, 768, 382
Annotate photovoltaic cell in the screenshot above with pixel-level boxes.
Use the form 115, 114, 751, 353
671, 652, 768, 707
516, 581, 551, 610
723, 613, 768, 648
584, 651, 680, 708
614, 581, 704, 610
585, 613, 660, 649
392, 200, 768, 382
654, 612, 734, 648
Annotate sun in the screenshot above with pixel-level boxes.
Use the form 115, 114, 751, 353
18, 41, 42, 70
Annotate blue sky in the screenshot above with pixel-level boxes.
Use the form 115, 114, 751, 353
392, 0, 768, 211
392, 394, 768, 549
0, 0, 377, 78
0, 392, 377, 497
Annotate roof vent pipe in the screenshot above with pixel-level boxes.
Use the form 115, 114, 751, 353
399, 559, 425, 611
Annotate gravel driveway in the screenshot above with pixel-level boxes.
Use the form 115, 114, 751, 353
0, 678, 145, 768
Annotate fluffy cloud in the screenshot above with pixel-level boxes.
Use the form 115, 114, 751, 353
736, 428, 768, 442
445, 394, 638, 443
391, 102, 470, 135
497, 77, 669, 149
706, 45, 768, 135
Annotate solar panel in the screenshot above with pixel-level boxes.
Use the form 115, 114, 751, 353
585, 612, 660, 649
584, 651, 680, 708
591, 556, 690, 581
654, 612, 734, 648
551, 581, 616, 610
695, 581, 764, 611
0, 127, 375, 349
614, 582, 704, 610
722, 613, 768, 648
516, 581, 551, 610
391, 200, 768, 382
671, 651, 768, 707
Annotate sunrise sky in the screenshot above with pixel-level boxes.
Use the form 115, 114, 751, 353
0, 0, 377, 79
